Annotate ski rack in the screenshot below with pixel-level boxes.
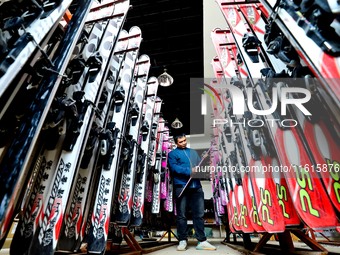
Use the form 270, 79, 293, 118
235, 2, 340, 216
259, 0, 340, 125
105, 227, 176, 255
212, 28, 301, 231
216, 1, 340, 229
0, 0, 73, 97
212, 42, 332, 255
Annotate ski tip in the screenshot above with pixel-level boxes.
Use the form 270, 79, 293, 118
118, 29, 129, 40
147, 76, 159, 85
128, 26, 142, 36
138, 54, 150, 63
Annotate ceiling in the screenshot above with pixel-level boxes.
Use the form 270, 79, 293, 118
123, 0, 204, 136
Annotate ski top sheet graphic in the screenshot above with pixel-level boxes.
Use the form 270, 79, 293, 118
215, 2, 340, 230
27, 13, 126, 254
0, 0, 93, 248
57, 8, 131, 252
130, 76, 159, 227
86, 25, 141, 254
114, 54, 151, 225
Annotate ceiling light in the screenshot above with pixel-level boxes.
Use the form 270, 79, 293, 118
171, 118, 183, 129
158, 69, 174, 87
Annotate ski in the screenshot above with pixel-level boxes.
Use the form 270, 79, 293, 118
160, 126, 170, 200
130, 76, 159, 227
114, 54, 151, 225
294, 99, 340, 215
151, 117, 165, 214
162, 127, 174, 213
145, 98, 162, 204
0, 0, 93, 247
86, 25, 142, 254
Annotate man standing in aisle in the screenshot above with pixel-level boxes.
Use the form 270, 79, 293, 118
168, 133, 216, 251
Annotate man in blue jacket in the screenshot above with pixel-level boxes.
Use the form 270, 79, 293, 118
168, 133, 216, 251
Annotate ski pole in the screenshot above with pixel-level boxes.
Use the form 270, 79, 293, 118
177, 146, 213, 198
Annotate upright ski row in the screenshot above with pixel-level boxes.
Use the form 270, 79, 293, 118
0, 1, 174, 254
209, 0, 340, 235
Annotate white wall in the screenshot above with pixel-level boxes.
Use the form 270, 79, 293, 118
203, 0, 227, 79
189, 0, 227, 199
190, 0, 226, 150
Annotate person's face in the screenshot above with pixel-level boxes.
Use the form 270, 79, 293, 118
176, 136, 187, 149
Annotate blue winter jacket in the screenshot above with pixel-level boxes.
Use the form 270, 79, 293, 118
168, 147, 202, 189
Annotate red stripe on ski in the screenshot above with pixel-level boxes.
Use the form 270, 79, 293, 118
217, 3, 244, 38
256, 3, 269, 19
238, 5, 265, 35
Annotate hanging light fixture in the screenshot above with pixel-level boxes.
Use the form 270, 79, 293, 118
171, 117, 183, 129
158, 68, 174, 87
